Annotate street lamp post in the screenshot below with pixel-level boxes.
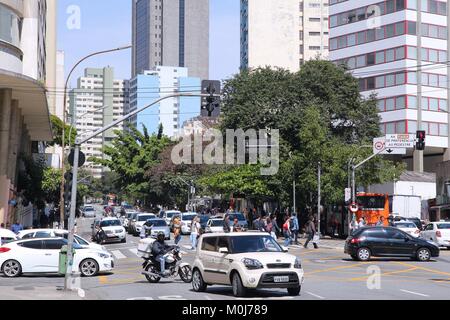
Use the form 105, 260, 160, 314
59, 45, 132, 229
64, 92, 217, 291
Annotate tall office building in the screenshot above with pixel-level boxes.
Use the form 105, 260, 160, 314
329, 0, 449, 172
0, 0, 54, 226
240, 0, 329, 72
69, 67, 129, 179
132, 0, 209, 80
127, 66, 201, 138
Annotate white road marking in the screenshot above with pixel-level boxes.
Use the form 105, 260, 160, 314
400, 289, 430, 297
129, 248, 138, 256
183, 245, 192, 250
306, 291, 325, 299
111, 250, 126, 260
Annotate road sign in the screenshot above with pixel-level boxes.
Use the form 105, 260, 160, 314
68, 149, 86, 167
349, 203, 359, 213
345, 188, 351, 202
373, 137, 406, 155
385, 134, 415, 149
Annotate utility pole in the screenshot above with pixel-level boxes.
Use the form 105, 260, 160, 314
317, 162, 321, 235
63, 92, 219, 290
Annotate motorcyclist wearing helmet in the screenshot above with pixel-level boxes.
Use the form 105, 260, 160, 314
151, 232, 172, 276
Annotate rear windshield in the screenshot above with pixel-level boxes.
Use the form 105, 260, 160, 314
100, 220, 121, 227
147, 220, 167, 227
210, 220, 223, 227
182, 214, 197, 221
395, 222, 417, 228
229, 213, 245, 221
138, 215, 155, 221
437, 223, 450, 229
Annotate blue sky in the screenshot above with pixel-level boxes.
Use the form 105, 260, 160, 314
57, 0, 240, 87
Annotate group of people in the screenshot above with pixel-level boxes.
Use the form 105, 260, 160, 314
351, 215, 387, 234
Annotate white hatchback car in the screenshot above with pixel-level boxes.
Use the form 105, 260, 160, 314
420, 222, 450, 249
205, 218, 225, 233
96, 218, 127, 243
0, 238, 114, 277
191, 233, 304, 297
393, 221, 421, 238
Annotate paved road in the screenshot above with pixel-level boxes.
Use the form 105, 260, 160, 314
1, 209, 450, 300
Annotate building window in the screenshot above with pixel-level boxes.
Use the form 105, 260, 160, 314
0, 4, 21, 47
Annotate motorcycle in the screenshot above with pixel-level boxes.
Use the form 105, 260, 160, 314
141, 246, 192, 283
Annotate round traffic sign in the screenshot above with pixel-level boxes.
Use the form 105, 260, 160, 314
374, 141, 385, 151
349, 203, 359, 213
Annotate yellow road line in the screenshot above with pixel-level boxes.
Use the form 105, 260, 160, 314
99, 276, 109, 284
396, 261, 450, 277
304, 263, 363, 275
349, 266, 418, 281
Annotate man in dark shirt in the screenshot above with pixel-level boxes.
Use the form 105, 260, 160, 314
223, 215, 231, 233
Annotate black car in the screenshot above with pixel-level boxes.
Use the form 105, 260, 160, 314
345, 226, 439, 262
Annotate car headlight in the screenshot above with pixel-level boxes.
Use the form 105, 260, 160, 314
294, 258, 302, 269
97, 252, 110, 259
242, 258, 263, 270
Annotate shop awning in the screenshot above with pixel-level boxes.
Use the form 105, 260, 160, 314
0, 68, 52, 141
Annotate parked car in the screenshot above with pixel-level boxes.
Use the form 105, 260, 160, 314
163, 210, 181, 226
180, 212, 198, 235
0, 238, 114, 277
345, 226, 440, 262
393, 221, 421, 238
191, 232, 304, 297
144, 219, 170, 240
390, 216, 423, 230
206, 218, 225, 233
133, 213, 157, 236
83, 206, 96, 218
16, 229, 104, 251
420, 222, 450, 249
92, 218, 126, 243
0, 229, 17, 246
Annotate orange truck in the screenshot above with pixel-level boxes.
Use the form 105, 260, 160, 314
355, 193, 390, 226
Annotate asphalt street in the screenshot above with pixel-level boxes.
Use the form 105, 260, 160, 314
1, 208, 450, 300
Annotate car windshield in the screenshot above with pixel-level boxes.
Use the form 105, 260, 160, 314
100, 220, 121, 227
229, 213, 245, 221
357, 196, 386, 210
199, 216, 210, 223
84, 207, 94, 211
166, 211, 180, 218
182, 214, 197, 221
229, 235, 283, 253
147, 220, 167, 227
437, 223, 450, 229
395, 222, 416, 228
138, 215, 154, 221
210, 220, 223, 227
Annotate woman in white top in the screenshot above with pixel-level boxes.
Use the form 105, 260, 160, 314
190, 216, 201, 250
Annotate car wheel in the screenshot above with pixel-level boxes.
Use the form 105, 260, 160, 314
179, 265, 193, 283
356, 247, 371, 262
144, 264, 161, 283
287, 286, 301, 296
2, 260, 22, 278
416, 248, 431, 262
80, 259, 99, 277
192, 269, 207, 292
232, 272, 247, 297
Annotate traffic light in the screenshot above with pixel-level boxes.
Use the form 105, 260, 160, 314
64, 172, 73, 215
416, 130, 426, 151
201, 80, 221, 117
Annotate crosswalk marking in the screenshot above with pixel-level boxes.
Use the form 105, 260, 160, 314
112, 250, 126, 260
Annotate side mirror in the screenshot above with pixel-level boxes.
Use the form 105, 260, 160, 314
219, 247, 229, 254
281, 246, 289, 252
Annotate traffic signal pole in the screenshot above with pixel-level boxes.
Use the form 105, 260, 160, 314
64, 92, 219, 291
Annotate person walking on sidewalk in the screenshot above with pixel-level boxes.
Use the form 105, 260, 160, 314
282, 216, 292, 247
291, 213, 300, 245
304, 216, 318, 249
190, 216, 201, 249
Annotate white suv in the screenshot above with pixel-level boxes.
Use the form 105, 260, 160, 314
191, 232, 304, 297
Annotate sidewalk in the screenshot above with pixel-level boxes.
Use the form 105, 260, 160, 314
0, 286, 99, 300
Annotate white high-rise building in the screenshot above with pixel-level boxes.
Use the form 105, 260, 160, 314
69, 67, 129, 179
329, 0, 449, 172
240, 0, 329, 72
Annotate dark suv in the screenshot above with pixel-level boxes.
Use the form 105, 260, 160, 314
345, 227, 439, 262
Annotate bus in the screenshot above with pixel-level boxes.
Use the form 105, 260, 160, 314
355, 193, 390, 226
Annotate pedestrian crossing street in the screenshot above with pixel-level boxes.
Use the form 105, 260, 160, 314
109, 246, 192, 260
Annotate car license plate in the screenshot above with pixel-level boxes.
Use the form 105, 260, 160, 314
274, 276, 289, 283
